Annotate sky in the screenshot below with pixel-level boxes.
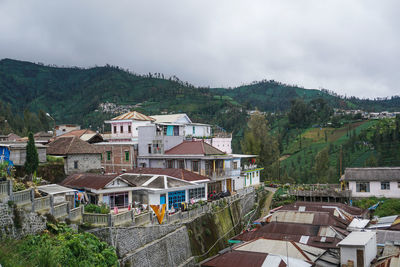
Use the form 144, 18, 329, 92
0, 0, 399, 99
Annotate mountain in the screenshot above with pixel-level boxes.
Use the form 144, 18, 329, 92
1, 58, 400, 142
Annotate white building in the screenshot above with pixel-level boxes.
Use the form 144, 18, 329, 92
337, 231, 377, 267
341, 167, 400, 198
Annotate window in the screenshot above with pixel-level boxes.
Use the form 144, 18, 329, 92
74, 161, 78, 169
168, 190, 186, 209
113, 126, 117, 134
167, 160, 174, 168
381, 182, 390, 190
398, 182, 400, 188
178, 160, 184, 169
173, 126, 179, 136
233, 162, 238, 169
120, 125, 124, 133
356, 182, 370, 192
128, 125, 131, 133
100, 153, 103, 160
148, 144, 152, 154
107, 151, 111, 161
192, 161, 199, 172
193, 126, 195, 135
189, 187, 205, 199
125, 151, 129, 162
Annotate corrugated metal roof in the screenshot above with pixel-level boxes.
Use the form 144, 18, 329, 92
126, 168, 210, 182
337, 231, 375, 246
150, 114, 191, 124
201, 250, 268, 267
234, 238, 311, 262
281, 201, 364, 216
344, 167, 400, 181
111, 111, 155, 121
37, 184, 77, 195
376, 230, 400, 245
347, 218, 370, 230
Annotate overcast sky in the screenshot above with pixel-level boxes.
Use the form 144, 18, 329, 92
0, 0, 399, 98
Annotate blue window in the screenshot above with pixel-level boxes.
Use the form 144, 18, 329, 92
168, 190, 186, 209
160, 194, 166, 205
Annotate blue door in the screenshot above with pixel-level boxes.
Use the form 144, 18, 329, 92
160, 194, 166, 205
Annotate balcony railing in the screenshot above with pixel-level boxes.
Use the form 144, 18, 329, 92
204, 168, 240, 179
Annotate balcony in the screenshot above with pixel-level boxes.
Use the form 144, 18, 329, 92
204, 168, 240, 179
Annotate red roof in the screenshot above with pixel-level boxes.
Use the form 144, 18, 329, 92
165, 140, 225, 155
60, 173, 119, 190
59, 129, 95, 138
201, 250, 269, 267
127, 168, 210, 182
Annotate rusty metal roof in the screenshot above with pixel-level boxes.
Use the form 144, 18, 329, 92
201, 250, 268, 267
111, 111, 155, 121
280, 201, 365, 216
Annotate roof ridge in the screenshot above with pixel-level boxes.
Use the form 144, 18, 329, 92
65, 136, 75, 154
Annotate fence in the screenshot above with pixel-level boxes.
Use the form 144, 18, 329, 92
53, 202, 69, 219
33, 196, 51, 212
69, 206, 83, 222
113, 210, 133, 226
134, 212, 151, 226
83, 213, 110, 226
0, 180, 10, 196
12, 189, 32, 206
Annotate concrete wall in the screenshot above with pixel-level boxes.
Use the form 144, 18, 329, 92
349, 181, 400, 198
110, 120, 150, 139
340, 234, 377, 267
65, 154, 101, 175
9, 146, 47, 166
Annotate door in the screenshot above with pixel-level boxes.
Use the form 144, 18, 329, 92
356, 249, 364, 267
226, 179, 232, 193
160, 194, 166, 205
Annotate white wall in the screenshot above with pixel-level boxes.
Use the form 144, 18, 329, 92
340, 234, 377, 267
185, 125, 211, 137
234, 176, 245, 190
365, 234, 377, 266
349, 181, 400, 198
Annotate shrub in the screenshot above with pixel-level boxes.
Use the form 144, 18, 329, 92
84, 203, 110, 214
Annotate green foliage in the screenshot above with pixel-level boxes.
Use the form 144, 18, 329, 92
0, 227, 118, 267
84, 203, 110, 214
12, 180, 26, 192
241, 112, 279, 181
24, 132, 39, 176
353, 197, 400, 217
46, 155, 64, 164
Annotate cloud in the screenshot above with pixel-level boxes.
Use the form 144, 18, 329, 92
0, 0, 399, 98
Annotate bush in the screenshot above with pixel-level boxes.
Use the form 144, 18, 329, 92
0, 226, 118, 267
84, 203, 110, 214
46, 155, 64, 164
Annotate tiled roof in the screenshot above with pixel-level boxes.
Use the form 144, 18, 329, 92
165, 140, 225, 155
61, 173, 119, 190
127, 168, 210, 182
59, 129, 95, 138
111, 111, 155, 121
47, 136, 101, 155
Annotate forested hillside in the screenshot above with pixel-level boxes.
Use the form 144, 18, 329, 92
1, 58, 400, 183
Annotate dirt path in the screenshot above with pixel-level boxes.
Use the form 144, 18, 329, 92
260, 187, 276, 218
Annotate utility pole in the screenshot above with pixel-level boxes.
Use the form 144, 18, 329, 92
339, 145, 343, 176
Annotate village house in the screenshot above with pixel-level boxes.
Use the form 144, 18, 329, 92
47, 136, 101, 175
341, 167, 400, 198
58, 129, 104, 144
61, 169, 209, 210
0, 133, 20, 142
55, 124, 81, 136
0, 142, 47, 166
337, 231, 377, 267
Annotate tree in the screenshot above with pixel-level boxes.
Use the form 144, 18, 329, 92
241, 112, 279, 180
314, 148, 329, 183
24, 132, 39, 178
